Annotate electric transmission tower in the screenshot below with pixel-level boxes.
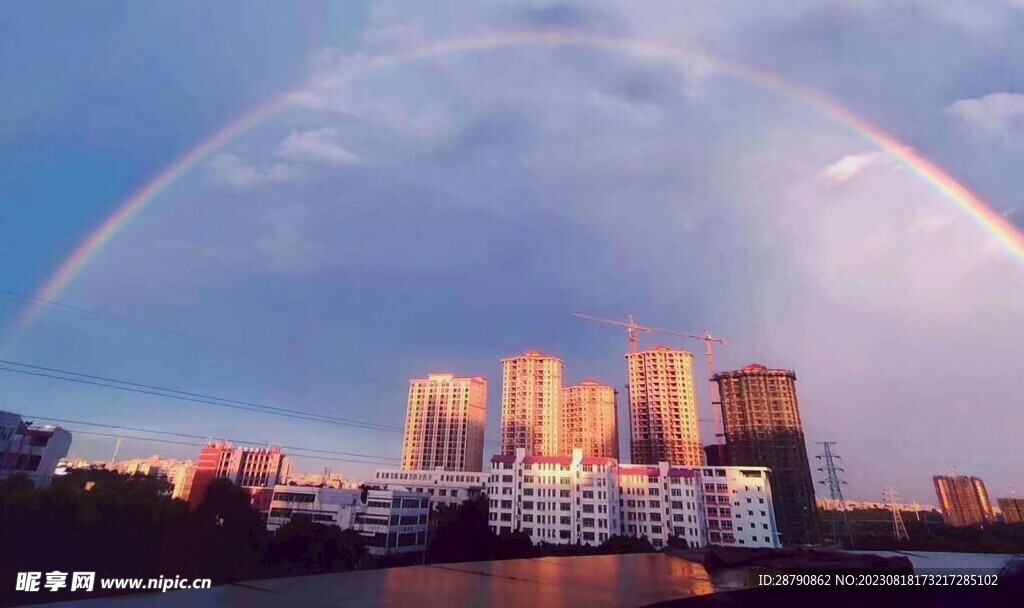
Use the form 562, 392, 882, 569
883, 487, 910, 542
815, 442, 855, 549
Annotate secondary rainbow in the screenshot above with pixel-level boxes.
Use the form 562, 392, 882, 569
12, 31, 1024, 337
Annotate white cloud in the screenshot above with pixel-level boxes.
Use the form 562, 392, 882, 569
818, 151, 886, 183
276, 127, 360, 166
947, 92, 1024, 150
205, 153, 300, 189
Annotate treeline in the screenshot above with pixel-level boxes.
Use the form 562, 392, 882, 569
0, 470, 368, 605
0, 471, 663, 605
819, 508, 1024, 553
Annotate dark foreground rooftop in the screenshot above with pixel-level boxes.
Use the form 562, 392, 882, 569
31, 554, 721, 608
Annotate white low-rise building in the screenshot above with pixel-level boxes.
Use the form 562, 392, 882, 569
697, 466, 779, 548
373, 468, 486, 508
488, 449, 621, 545
487, 449, 781, 549
266, 485, 430, 556
619, 464, 704, 549
0, 411, 72, 488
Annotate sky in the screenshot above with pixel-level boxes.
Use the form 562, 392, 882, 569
2, 1, 1023, 504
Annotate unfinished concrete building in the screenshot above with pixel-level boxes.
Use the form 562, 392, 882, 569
714, 364, 820, 545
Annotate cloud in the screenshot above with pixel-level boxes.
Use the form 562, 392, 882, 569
205, 153, 300, 189
276, 127, 361, 166
818, 151, 886, 183
946, 92, 1024, 150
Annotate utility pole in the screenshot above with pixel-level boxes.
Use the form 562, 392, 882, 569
815, 442, 855, 549
884, 487, 909, 542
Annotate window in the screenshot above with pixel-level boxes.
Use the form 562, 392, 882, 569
582, 504, 594, 513
560, 516, 571, 525
500, 513, 511, 522
524, 488, 534, 496
501, 500, 512, 509
583, 491, 594, 499
560, 489, 571, 498
523, 501, 534, 509
582, 517, 595, 528
560, 502, 571, 512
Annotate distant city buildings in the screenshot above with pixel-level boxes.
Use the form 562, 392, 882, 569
285, 472, 359, 489
714, 364, 820, 545
933, 475, 995, 527
401, 374, 488, 472
0, 411, 71, 488
188, 442, 291, 511
997, 497, 1024, 524
561, 381, 618, 459
500, 351, 563, 456
487, 448, 780, 549
372, 468, 486, 508
816, 498, 939, 513
626, 347, 703, 467
266, 485, 430, 556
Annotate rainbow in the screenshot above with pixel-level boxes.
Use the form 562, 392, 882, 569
11, 31, 1024, 337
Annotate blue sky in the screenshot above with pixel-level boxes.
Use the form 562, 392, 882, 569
2, 1, 1024, 503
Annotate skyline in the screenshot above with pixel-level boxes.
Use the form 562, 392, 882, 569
3, 1, 1024, 505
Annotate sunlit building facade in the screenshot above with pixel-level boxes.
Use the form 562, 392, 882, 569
188, 442, 290, 511
561, 381, 619, 459
487, 449, 780, 549
626, 347, 703, 466
933, 475, 995, 527
373, 468, 486, 508
401, 374, 488, 472
714, 364, 820, 545
500, 351, 563, 456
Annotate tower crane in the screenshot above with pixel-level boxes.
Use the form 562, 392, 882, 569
570, 313, 652, 354
571, 313, 727, 463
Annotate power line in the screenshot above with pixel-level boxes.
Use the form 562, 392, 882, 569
63, 429, 397, 467
23, 414, 398, 462
0, 359, 402, 432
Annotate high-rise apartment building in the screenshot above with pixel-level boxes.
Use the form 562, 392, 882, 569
561, 381, 619, 459
188, 442, 290, 510
626, 347, 703, 466
500, 351, 563, 456
401, 374, 488, 472
997, 498, 1024, 524
933, 475, 994, 527
714, 364, 820, 545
